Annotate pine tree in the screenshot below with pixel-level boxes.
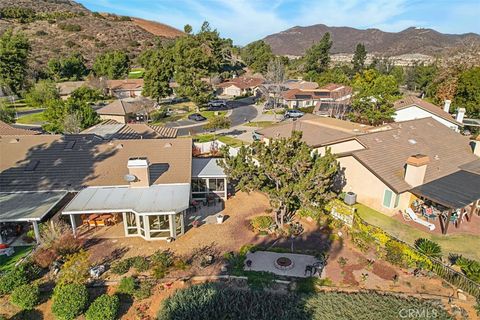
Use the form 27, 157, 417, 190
304, 32, 333, 75
352, 43, 367, 74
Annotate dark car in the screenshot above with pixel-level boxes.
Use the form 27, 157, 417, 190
188, 113, 207, 121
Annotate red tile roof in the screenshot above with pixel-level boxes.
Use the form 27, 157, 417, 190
217, 77, 264, 90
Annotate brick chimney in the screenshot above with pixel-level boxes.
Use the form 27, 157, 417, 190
127, 157, 150, 187
404, 154, 429, 187
443, 100, 451, 113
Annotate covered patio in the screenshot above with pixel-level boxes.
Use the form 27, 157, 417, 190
410, 170, 480, 234
62, 184, 189, 241
0, 191, 68, 244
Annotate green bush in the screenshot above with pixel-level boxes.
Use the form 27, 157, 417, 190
298, 106, 315, 114
133, 280, 154, 300
52, 284, 89, 320
0, 268, 28, 295
455, 256, 480, 282
85, 294, 119, 320
130, 256, 150, 272
58, 23, 82, 32
250, 216, 274, 231
111, 259, 132, 275
10, 284, 40, 310
117, 276, 136, 295
414, 238, 442, 259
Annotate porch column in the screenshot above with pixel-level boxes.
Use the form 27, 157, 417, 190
69, 214, 77, 237
443, 209, 453, 235
32, 221, 41, 244
224, 178, 227, 200
181, 212, 185, 235
457, 208, 465, 227
0, 225, 4, 244
169, 214, 176, 238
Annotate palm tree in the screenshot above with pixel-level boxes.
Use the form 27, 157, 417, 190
414, 238, 442, 259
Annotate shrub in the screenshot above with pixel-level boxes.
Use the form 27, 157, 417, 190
32, 247, 57, 268
111, 259, 132, 275
85, 294, 119, 320
10, 284, 40, 310
52, 284, 89, 320
133, 280, 154, 300
57, 250, 90, 285
414, 238, 442, 259
117, 276, 136, 295
250, 216, 274, 231
52, 233, 83, 256
239, 244, 257, 256
58, 23, 82, 32
130, 256, 150, 272
0, 268, 28, 295
455, 256, 480, 282
151, 250, 173, 269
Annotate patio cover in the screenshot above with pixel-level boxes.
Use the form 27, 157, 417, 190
62, 184, 190, 215
0, 191, 68, 222
411, 170, 480, 209
192, 158, 227, 178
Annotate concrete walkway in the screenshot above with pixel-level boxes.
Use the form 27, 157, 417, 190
245, 251, 322, 278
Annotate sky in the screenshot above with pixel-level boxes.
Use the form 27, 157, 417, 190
77, 0, 480, 45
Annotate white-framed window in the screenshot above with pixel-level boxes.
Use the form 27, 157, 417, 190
382, 189, 393, 208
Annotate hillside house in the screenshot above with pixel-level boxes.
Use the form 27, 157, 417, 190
258, 115, 480, 234
393, 96, 463, 131
282, 83, 352, 110
96, 99, 156, 124
107, 79, 144, 99
216, 77, 264, 97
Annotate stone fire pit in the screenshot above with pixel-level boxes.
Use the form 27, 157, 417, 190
274, 257, 294, 270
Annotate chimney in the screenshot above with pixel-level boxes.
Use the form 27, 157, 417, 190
443, 100, 451, 113
404, 154, 429, 187
473, 136, 480, 157
456, 108, 466, 123
127, 157, 150, 187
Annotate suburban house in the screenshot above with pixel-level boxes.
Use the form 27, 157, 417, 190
81, 119, 178, 140
0, 135, 227, 242
258, 115, 480, 234
282, 83, 352, 110
393, 96, 463, 131
284, 80, 319, 90
57, 81, 86, 100
107, 79, 144, 99
216, 77, 264, 97
96, 99, 156, 124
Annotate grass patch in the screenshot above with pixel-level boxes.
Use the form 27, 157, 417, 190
193, 134, 244, 147
244, 121, 275, 128
0, 246, 33, 272
128, 68, 144, 79
355, 203, 480, 261
199, 110, 227, 119
16, 111, 46, 124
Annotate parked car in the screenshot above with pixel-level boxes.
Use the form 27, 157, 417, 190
208, 100, 227, 109
284, 109, 304, 118
252, 131, 262, 141
188, 113, 207, 121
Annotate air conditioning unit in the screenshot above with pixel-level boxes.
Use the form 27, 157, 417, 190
344, 192, 357, 205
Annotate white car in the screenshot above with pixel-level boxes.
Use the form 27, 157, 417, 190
208, 100, 227, 108
285, 109, 304, 118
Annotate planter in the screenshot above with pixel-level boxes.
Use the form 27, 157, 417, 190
216, 214, 224, 224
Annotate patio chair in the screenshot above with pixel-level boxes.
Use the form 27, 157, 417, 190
95, 219, 106, 227
401, 210, 412, 221
405, 208, 435, 231
88, 220, 97, 228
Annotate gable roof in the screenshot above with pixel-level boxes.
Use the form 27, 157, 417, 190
217, 77, 264, 90
97, 100, 154, 116
107, 79, 144, 91
282, 88, 331, 100
350, 118, 478, 193
285, 80, 319, 90
81, 120, 177, 139
56, 81, 86, 96
0, 135, 192, 192
0, 121, 38, 136
394, 96, 462, 126
258, 114, 369, 147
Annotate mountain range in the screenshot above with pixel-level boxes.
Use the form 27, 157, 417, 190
262, 24, 480, 57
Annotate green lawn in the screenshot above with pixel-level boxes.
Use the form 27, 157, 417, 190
128, 68, 145, 79
194, 134, 245, 147
199, 110, 227, 119
244, 121, 275, 128
355, 203, 480, 261
0, 246, 33, 272
16, 111, 46, 125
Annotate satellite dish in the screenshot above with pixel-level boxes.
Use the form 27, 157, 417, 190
124, 174, 137, 182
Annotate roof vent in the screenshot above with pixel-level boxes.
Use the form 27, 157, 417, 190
434, 155, 440, 160
374, 138, 382, 143
164, 142, 172, 148
408, 139, 417, 145
116, 143, 124, 149
64, 141, 76, 150
24, 160, 39, 172
9, 138, 19, 143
